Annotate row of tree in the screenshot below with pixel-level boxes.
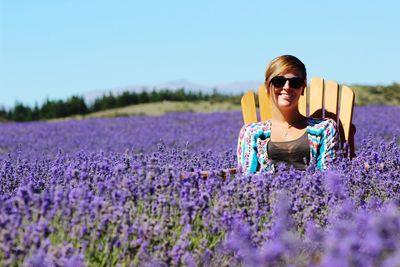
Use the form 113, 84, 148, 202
0, 88, 234, 122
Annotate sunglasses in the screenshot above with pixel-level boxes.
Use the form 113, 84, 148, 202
270, 76, 305, 89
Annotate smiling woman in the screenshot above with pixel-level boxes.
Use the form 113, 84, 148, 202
237, 55, 339, 174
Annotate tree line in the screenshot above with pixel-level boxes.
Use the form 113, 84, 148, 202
0, 88, 235, 122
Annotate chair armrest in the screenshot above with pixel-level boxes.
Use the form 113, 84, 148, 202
181, 167, 239, 179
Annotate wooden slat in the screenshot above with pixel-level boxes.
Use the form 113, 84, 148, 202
258, 84, 272, 121
309, 77, 324, 118
241, 91, 258, 124
298, 87, 307, 117
324, 80, 339, 119
339, 85, 355, 142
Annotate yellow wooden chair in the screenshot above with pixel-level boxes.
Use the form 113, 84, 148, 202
194, 77, 356, 179
241, 77, 356, 157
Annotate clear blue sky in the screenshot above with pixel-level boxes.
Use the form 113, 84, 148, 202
1, 1, 399, 107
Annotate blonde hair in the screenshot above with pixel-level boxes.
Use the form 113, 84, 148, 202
264, 55, 307, 92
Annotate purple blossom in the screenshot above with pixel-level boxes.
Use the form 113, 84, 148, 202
0, 106, 399, 266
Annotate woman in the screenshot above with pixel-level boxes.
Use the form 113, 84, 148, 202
237, 55, 338, 174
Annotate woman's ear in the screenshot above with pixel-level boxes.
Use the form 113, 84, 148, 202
265, 82, 270, 95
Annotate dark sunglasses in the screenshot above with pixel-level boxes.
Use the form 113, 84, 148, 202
270, 76, 305, 89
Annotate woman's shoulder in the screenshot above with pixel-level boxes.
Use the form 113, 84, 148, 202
306, 117, 337, 134
240, 120, 272, 133
238, 120, 272, 140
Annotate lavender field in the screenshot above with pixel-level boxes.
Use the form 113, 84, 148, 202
0, 105, 399, 266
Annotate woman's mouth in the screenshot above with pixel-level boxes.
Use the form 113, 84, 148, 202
279, 93, 293, 99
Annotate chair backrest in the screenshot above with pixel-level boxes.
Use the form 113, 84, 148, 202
241, 77, 356, 157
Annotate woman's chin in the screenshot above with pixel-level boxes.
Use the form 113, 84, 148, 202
277, 99, 294, 108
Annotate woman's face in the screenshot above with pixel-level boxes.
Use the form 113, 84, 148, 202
269, 71, 305, 111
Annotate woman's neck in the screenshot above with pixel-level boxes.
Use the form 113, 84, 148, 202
272, 106, 305, 126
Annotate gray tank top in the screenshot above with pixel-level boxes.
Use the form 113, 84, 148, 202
267, 131, 310, 170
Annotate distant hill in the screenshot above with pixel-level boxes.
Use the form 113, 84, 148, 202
48, 100, 241, 122
82, 80, 261, 104
351, 83, 400, 106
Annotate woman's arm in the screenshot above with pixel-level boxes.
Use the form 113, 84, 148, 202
237, 124, 247, 170
237, 123, 262, 174
317, 118, 339, 170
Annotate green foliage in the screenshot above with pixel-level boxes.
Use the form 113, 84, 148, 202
352, 82, 400, 106
0, 106, 9, 121
3, 96, 89, 122
11, 102, 36, 122
2, 89, 235, 122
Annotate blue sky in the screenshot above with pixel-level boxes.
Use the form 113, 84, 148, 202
1, 1, 399, 107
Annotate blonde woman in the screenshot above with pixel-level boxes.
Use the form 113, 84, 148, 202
237, 55, 339, 174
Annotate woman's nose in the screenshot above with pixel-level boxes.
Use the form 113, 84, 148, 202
282, 80, 290, 89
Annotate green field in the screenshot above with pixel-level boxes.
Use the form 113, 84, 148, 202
352, 83, 400, 105
48, 100, 241, 122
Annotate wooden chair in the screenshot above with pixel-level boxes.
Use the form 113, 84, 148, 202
241, 77, 356, 157
189, 77, 355, 179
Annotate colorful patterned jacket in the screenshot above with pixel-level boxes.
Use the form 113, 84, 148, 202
237, 117, 339, 174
